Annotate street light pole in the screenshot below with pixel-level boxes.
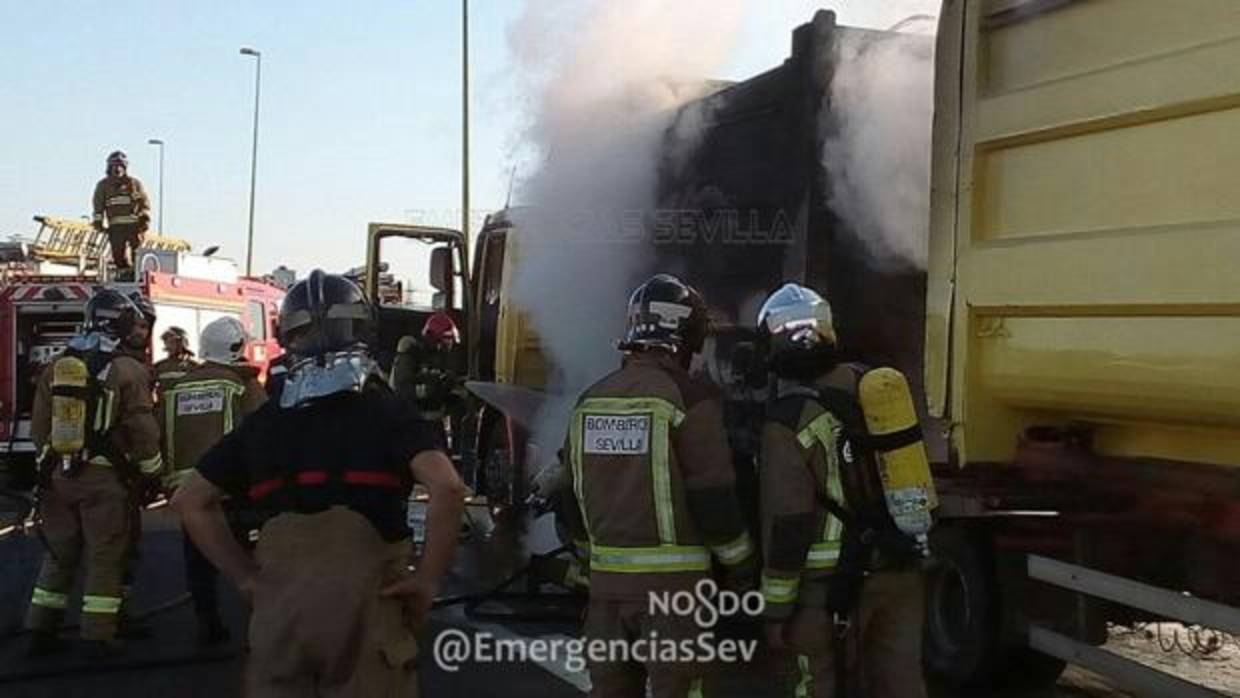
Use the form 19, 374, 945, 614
146, 138, 165, 234
461, 0, 470, 249
240, 47, 262, 277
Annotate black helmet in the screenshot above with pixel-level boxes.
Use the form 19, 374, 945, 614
128, 291, 156, 325
277, 269, 374, 358
106, 150, 128, 173
757, 283, 838, 382
85, 288, 143, 339
618, 273, 709, 356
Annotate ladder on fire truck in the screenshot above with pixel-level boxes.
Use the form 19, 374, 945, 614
0, 215, 191, 285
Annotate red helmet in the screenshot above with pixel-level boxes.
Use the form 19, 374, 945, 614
422, 312, 460, 348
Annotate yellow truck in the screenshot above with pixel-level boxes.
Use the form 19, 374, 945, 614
923, 0, 1240, 693
367, 4, 1240, 692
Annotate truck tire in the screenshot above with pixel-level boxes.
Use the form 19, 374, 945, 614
924, 526, 1066, 691
924, 525, 1003, 688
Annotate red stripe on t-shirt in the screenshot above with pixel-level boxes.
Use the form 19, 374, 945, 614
343, 471, 403, 489
248, 478, 283, 500
296, 471, 329, 485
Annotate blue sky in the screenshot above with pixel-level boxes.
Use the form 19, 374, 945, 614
0, 1, 936, 275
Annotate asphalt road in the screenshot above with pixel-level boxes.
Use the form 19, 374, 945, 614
0, 506, 1138, 698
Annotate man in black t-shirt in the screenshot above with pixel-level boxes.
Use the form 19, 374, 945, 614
174, 270, 467, 697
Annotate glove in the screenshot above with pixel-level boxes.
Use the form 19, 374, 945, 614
92, 220, 104, 233
138, 476, 165, 506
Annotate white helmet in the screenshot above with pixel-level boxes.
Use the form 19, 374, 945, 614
200, 317, 250, 365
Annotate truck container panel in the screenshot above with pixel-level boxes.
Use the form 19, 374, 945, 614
929, 0, 1240, 466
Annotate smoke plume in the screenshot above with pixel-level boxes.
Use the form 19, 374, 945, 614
505, 0, 745, 457
822, 17, 936, 271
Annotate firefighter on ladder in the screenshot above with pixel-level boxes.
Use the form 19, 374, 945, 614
757, 283, 932, 698
92, 150, 151, 280
563, 273, 756, 698
24, 289, 164, 658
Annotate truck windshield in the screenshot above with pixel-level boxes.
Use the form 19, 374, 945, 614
372, 235, 461, 311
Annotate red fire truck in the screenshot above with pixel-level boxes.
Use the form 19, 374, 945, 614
0, 235, 284, 488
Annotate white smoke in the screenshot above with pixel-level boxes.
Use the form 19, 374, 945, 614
505, 0, 746, 456
823, 18, 936, 271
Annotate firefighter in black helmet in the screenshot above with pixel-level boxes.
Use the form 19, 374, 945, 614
25, 289, 163, 658
757, 283, 928, 698
174, 270, 466, 695
562, 273, 755, 698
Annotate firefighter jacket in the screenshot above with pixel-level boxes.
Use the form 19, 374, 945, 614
154, 354, 199, 394
92, 175, 150, 230
158, 362, 267, 490
31, 348, 163, 479
760, 364, 891, 619
563, 351, 755, 600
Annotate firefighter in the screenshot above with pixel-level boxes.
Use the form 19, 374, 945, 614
154, 326, 198, 392
92, 151, 151, 280
173, 270, 466, 696
159, 317, 266, 645
757, 283, 928, 698
563, 273, 756, 698
25, 289, 164, 658
393, 313, 467, 443
120, 290, 160, 639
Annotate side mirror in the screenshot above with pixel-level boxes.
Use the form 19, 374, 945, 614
429, 246, 452, 292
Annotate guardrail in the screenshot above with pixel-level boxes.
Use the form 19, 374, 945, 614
1027, 554, 1240, 698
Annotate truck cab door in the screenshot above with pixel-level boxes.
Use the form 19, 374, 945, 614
364, 223, 470, 373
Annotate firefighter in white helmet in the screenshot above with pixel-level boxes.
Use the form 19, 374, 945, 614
757, 283, 933, 698
158, 317, 267, 644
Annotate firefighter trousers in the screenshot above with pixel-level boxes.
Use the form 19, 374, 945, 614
782, 570, 928, 698
244, 506, 419, 698
585, 598, 712, 698
25, 464, 131, 642
107, 224, 143, 271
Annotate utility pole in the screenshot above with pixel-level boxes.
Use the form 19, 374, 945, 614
461, 0, 471, 251
240, 47, 262, 277
147, 138, 165, 234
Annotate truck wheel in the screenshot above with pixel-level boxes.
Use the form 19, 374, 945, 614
924, 526, 1003, 688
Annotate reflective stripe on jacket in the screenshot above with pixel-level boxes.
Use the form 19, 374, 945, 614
32, 351, 163, 476
92, 176, 149, 229
759, 376, 854, 618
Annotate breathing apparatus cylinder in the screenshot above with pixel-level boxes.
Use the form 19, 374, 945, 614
857, 367, 938, 554
49, 355, 91, 472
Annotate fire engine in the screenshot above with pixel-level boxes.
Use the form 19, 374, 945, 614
0, 216, 284, 488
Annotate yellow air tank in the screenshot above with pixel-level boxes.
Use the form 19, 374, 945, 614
858, 367, 938, 552
49, 355, 90, 466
